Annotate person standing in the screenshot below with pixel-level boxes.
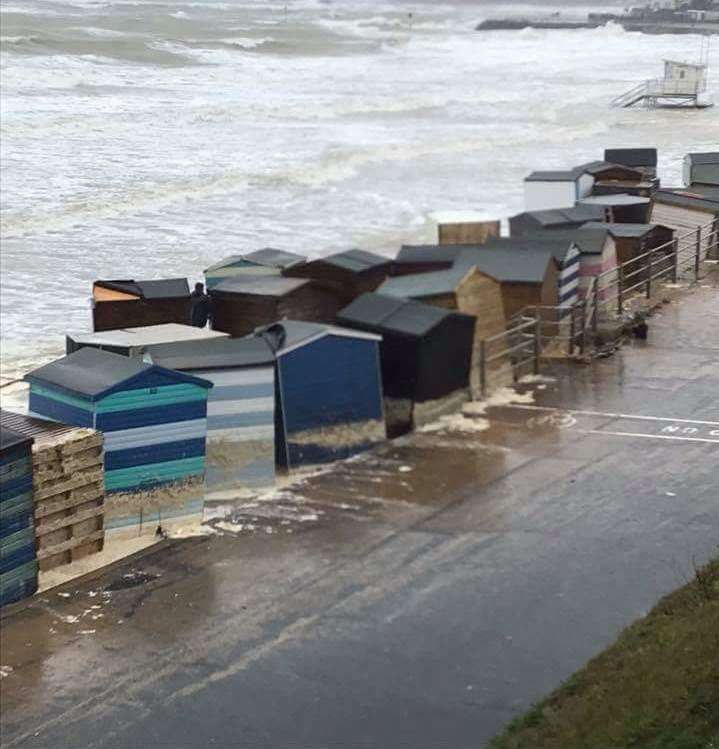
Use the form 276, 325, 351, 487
190, 281, 210, 328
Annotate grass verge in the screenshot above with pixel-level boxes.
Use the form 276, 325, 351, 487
489, 556, 719, 749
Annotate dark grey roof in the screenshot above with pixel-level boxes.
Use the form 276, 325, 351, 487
0, 423, 33, 452
25, 347, 212, 400
552, 227, 611, 255
653, 187, 719, 214
525, 169, 582, 182
575, 160, 643, 178
94, 278, 189, 299
338, 293, 465, 338
211, 275, 310, 297
579, 194, 650, 207
243, 248, 307, 268
256, 320, 380, 354
204, 249, 306, 274
686, 152, 719, 165
481, 236, 577, 264
396, 244, 464, 265
299, 249, 392, 274
145, 336, 275, 371
511, 204, 607, 227
456, 246, 556, 283
582, 222, 660, 238
0, 410, 81, 444
604, 148, 657, 168
377, 265, 473, 299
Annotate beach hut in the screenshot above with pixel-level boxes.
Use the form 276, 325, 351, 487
25, 348, 212, 502
209, 276, 344, 338
283, 249, 392, 305
144, 336, 276, 493
66, 323, 228, 357
582, 223, 674, 266
91, 279, 191, 332
578, 194, 651, 223
649, 187, 719, 260
337, 294, 475, 436
204, 249, 307, 290
257, 321, 385, 468
575, 160, 656, 196
429, 210, 500, 245
509, 204, 608, 236
604, 148, 658, 179
0, 427, 36, 607
683, 153, 719, 187
523, 168, 594, 211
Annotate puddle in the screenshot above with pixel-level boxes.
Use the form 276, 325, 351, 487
104, 570, 160, 592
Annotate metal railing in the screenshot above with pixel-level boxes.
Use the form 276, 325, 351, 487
475, 218, 718, 397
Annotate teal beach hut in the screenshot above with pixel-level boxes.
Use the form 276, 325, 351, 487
25, 348, 213, 495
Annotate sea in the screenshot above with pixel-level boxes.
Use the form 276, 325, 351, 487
1, 0, 717, 381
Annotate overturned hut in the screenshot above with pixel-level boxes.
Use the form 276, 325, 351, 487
145, 336, 276, 494
0, 426, 36, 606
66, 323, 228, 357
92, 279, 191, 333
578, 194, 651, 223
259, 321, 385, 468
204, 249, 307, 290
25, 348, 213, 534
209, 276, 344, 338
283, 249, 392, 306
337, 293, 475, 436
0, 410, 105, 573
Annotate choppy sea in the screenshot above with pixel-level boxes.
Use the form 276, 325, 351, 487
1, 0, 717, 379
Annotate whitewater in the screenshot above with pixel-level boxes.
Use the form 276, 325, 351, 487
1, 0, 717, 379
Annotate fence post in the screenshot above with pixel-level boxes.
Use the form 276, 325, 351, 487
479, 339, 487, 398
569, 303, 576, 355
533, 317, 541, 375
671, 237, 679, 283
695, 226, 702, 279
592, 279, 599, 335
617, 265, 624, 314
646, 247, 654, 298
579, 301, 586, 355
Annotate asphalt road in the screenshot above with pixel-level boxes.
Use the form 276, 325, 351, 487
1, 280, 717, 749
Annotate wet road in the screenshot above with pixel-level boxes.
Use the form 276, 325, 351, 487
1, 279, 717, 749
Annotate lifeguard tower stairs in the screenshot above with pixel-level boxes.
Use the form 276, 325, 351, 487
612, 56, 712, 109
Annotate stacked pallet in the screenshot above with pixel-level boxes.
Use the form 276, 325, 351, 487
0, 412, 105, 572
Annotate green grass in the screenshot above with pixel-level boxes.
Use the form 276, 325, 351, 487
489, 557, 719, 749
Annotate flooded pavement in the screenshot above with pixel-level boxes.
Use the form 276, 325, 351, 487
1, 278, 717, 749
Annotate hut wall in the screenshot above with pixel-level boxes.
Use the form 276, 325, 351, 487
279, 282, 358, 320
93, 298, 191, 333
276, 335, 385, 468
192, 367, 275, 493
649, 202, 717, 259
210, 294, 280, 337
438, 221, 500, 245
284, 266, 389, 306
391, 260, 453, 278
499, 282, 544, 320
578, 238, 618, 303
0, 439, 37, 606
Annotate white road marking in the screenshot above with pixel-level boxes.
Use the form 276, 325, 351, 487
509, 404, 719, 427
579, 429, 719, 445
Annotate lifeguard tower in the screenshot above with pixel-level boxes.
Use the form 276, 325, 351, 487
612, 42, 713, 108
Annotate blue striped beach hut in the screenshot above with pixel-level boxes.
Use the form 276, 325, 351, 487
144, 337, 276, 494
25, 348, 213, 497
259, 321, 385, 469
0, 427, 37, 607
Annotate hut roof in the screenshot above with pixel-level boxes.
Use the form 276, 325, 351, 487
574, 160, 643, 179
396, 244, 463, 265
525, 169, 583, 182
0, 410, 87, 447
0, 423, 33, 452
68, 323, 228, 350
652, 187, 719, 214
297, 249, 391, 274
581, 222, 662, 238
604, 148, 657, 168
579, 194, 650, 207
145, 336, 275, 371
211, 275, 310, 297
338, 293, 471, 338
257, 320, 380, 356
481, 236, 577, 264
94, 279, 189, 299
540, 227, 611, 255
377, 265, 474, 299
25, 347, 212, 401
510, 204, 607, 227
204, 249, 306, 273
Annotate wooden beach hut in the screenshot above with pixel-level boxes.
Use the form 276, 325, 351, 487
209, 276, 344, 338
204, 249, 307, 290
650, 187, 719, 259
66, 323, 228, 357
25, 348, 213, 533
91, 279, 191, 332
258, 321, 385, 468
145, 336, 276, 494
337, 294, 475, 436
0, 427, 36, 607
429, 210, 500, 245
283, 249, 392, 306
582, 223, 674, 266
604, 148, 658, 179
